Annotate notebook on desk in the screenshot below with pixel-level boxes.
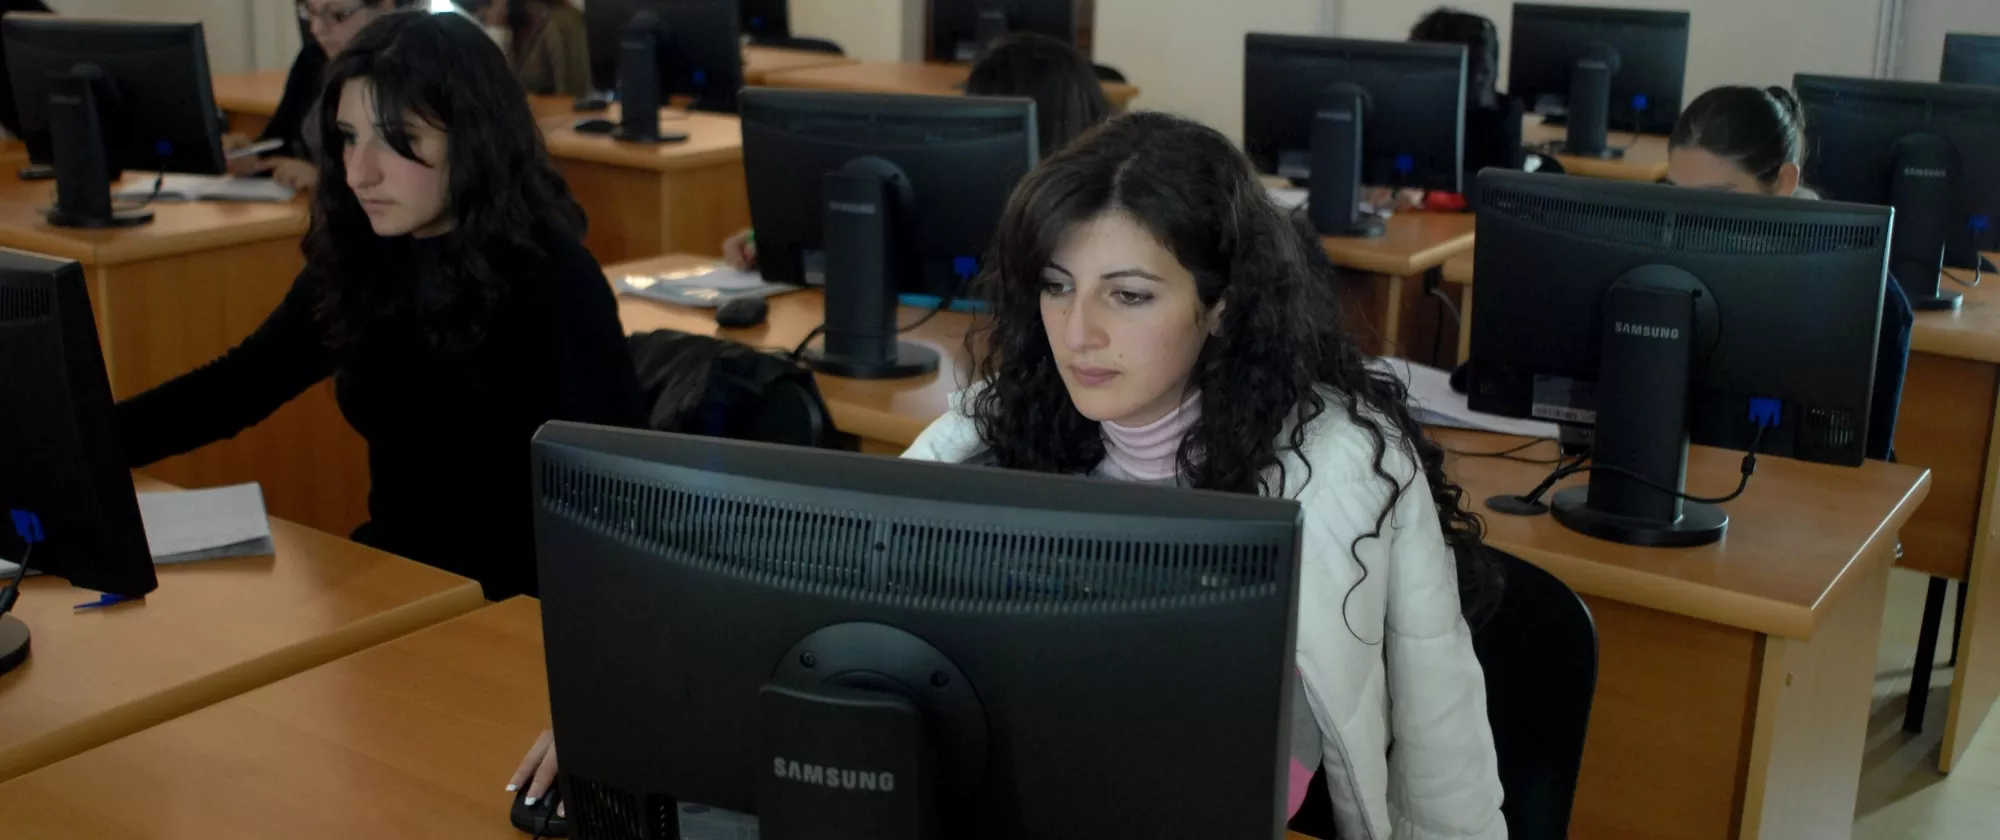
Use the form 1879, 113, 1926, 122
0, 483, 274, 577
114, 174, 296, 203
616, 264, 800, 309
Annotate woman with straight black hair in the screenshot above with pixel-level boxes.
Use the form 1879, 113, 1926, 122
1411, 7, 1525, 178
118, 11, 645, 600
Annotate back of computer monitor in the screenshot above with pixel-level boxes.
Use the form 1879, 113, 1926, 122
1, 16, 223, 175
1942, 33, 2000, 86
739, 88, 1037, 298
1470, 170, 1889, 468
1507, 4, 1689, 136
740, 0, 789, 40
0, 249, 155, 598
1242, 34, 1466, 193
1796, 74, 2000, 306
533, 421, 1302, 840
586, 0, 744, 111
930, 0, 1081, 63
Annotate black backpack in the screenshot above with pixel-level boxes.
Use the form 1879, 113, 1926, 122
627, 330, 834, 449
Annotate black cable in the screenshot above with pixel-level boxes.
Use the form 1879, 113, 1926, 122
1515, 424, 1767, 508
1445, 436, 1568, 465
1945, 263, 1983, 289
790, 295, 956, 362
0, 543, 34, 618
113, 172, 166, 212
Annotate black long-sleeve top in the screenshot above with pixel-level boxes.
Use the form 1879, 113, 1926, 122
259, 42, 327, 160
117, 230, 646, 600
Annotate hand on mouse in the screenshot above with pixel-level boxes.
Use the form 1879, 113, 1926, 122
508, 729, 559, 806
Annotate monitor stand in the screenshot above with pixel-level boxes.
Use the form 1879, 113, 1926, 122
969, 2, 1010, 58
1888, 133, 1964, 311
43, 66, 150, 229
1553, 50, 1625, 161
1307, 83, 1384, 239
0, 614, 28, 676
612, 12, 678, 144
802, 158, 940, 381
1551, 270, 1729, 548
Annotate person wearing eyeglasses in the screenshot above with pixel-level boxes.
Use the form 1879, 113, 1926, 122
223, 0, 423, 190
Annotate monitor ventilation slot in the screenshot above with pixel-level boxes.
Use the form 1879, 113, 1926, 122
1483, 188, 1883, 254
539, 462, 1285, 612
0, 284, 53, 324
566, 776, 651, 840
1800, 407, 1862, 456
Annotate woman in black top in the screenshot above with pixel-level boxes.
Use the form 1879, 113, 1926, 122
225, 0, 423, 190
1410, 8, 1524, 178
120, 11, 646, 600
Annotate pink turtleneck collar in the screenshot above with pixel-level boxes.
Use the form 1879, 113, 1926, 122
1099, 393, 1201, 482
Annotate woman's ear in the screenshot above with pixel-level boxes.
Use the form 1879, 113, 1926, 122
1773, 162, 1803, 198
1206, 300, 1228, 337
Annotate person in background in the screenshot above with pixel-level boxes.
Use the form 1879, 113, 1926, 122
504, 0, 591, 98
119, 12, 644, 601
1667, 84, 1912, 461
1411, 7, 1525, 179
0, 0, 53, 142
224, 0, 423, 190
722, 31, 1112, 271
448, 0, 513, 49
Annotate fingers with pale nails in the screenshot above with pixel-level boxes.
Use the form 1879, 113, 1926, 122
507, 729, 559, 804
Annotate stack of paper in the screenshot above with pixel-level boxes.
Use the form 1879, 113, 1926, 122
616, 264, 799, 308
116, 174, 296, 204
136, 483, 275, 564
1370, 357, 1562, 439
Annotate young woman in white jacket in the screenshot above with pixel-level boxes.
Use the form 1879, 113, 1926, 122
901, 111, 1508, 839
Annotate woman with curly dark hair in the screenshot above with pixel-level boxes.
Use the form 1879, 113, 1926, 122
117, 11, 645, 601
903, 112, 1506, 838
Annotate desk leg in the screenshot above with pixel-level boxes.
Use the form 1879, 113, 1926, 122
1738, 557, 1890, 840
1942, 380, 2000, 772
1455, 283, 1474, 365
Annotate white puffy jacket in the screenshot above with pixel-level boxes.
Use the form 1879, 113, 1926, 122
901, 392, 1507, 840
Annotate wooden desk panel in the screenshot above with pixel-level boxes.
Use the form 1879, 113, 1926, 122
0, 476, 483, 785
608, 255, 974, 450
762, 60, 1140, 110
1320, 213, 1475, 364
1522, 117, 1671, 183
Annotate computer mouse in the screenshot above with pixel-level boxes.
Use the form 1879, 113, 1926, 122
573, 117, 617, 135
510, 784, 568, 837
715, 296, 769, 329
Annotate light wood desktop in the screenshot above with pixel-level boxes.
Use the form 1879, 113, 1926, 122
0, 475, 484, 786
0, 596, 1323, 840
1441, 252, 2000, 775
208, 70, 752, 264
609, 254, 975, 453
0, 176, 370, 538
760, 60, 1142, 110
1440, 430, 1929, 840
1521, 115, 1672, 183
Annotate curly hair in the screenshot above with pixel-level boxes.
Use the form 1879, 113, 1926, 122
966, 111, 1501, 625
304, 10, 585, 354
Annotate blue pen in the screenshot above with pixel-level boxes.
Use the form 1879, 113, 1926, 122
75, 593, 139, 611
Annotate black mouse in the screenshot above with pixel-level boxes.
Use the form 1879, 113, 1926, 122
510, 784, 568, 837
715, 296, 769, 329
573, 117, 617, 135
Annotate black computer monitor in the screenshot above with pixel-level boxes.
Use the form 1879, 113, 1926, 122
1508, 4, 1689, 156
586, 0, 745, 123
1467, 170, 1890, 548
0, 249, 157, 676
1, 16, 225, 228
1243, 34, 1465, 239
1795, 74, 2000, 311
530, 421, 1303, 839
740, 87, 1036, 380
931, 0, 1080, 63
1942, 33, 2000, 86
741, 0, 788, 40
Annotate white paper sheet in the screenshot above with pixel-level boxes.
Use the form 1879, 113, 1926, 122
136, 483, 275, 564
115, 174, 296, 203
1370, 357, 1563, 439
617, 264, 799, 308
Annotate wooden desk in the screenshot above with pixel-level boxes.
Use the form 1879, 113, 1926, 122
1522, 116, 1671, 183
0, 177, 370, 537
1441, 430, 1928, 840
0, 475, 484, 786
209, 68, 289, 137
0, 595, 1322, 839
761, 60, 1141, 110
1321, 212, 1476, 364
609, 254, 974, 452
743, 45, 859, 84
538, 110, 751, 265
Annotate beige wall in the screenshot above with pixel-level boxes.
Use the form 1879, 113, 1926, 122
1896, 0, 2000, 80
1338, 0, 1893, 107
1095, 0, 1333, 142
791, 0, 921, 62
47, 0, 288, 75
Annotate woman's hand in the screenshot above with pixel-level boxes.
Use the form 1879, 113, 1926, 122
508, 729, 560, 806
267, 159, 318, 191
723, 228, 757, 271
222, 134, 265, 177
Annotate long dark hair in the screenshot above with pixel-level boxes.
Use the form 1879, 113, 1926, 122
1411, 7, 1501, 109
967, 112, 1500, 625
1670, 85, 1808, 187
305, 11, 584, 353
964, 32, 1113, 155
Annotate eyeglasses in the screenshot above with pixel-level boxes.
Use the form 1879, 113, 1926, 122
296, 1, 366, 26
